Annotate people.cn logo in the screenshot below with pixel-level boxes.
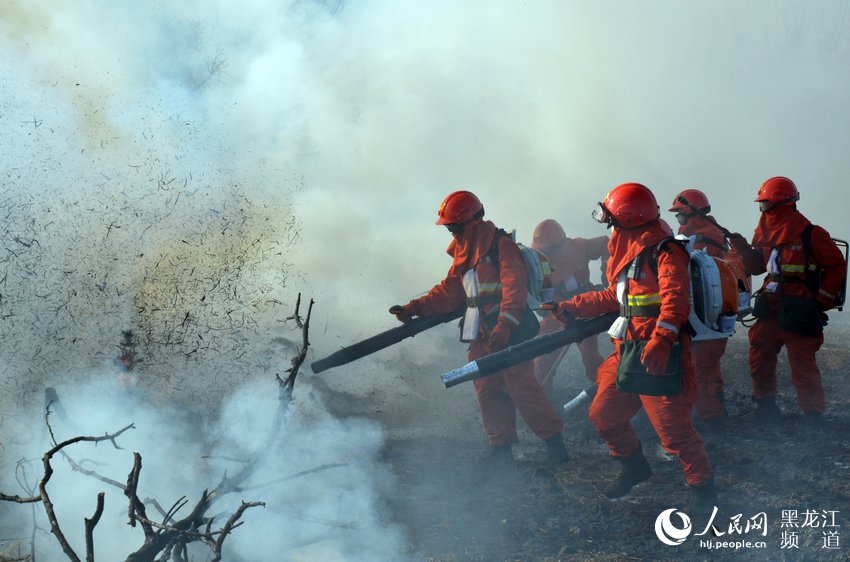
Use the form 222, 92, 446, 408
655, 508, 693, 546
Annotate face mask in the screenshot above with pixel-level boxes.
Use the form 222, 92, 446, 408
445, 222, 465, 235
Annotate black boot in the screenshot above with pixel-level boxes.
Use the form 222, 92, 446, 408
605, 445, 653, 499
753, 396, 781, 421
545, 434, 569, 466
689, 475, 718, 517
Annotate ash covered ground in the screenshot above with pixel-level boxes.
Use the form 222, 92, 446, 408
1, 289, 848, 561
315, 318, 850, 562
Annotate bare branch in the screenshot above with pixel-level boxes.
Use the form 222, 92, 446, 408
59, 452, 126, 491
235, 463, 348, 493
124, 452, 153, 538
0, 423, 137, 562
0, 493, 40, 504
216, 294, 313, 499
211, 501, 265, 562
84, 492, 105, 562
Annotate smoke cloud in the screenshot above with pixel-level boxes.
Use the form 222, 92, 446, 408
2, 0, 850, 558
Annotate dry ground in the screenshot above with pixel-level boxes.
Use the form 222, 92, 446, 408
2, 318, 848, 561
331, 320, 850, 561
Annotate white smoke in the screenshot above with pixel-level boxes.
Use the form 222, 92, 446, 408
3, 0, 850, 558
0, 377, 405, 560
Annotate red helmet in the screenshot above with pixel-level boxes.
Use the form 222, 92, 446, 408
436, 190, 484, 225
754, 176, 799, 206
669, 189, 711, 214
595, 182, 659, 228
532, 219, 567, 252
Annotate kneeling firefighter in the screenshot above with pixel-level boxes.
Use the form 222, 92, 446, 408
389, 191, 569, 466
728, 177, 846, 426
547, 183, 715, 510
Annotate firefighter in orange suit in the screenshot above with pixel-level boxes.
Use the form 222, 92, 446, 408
389, 191, 569, 466
728, 177, 845, 427
669, 189, 738, 428
549, 183, 715, 508
531, 219, 608, 388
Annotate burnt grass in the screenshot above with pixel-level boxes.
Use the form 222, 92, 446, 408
381, 327, 850, 561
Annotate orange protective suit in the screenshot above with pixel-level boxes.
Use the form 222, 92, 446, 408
561, 220, 711, 486
406, 219, 564, 446
677, 214, 730, 420
534, 235, 608, 385
741, 205, 845, 413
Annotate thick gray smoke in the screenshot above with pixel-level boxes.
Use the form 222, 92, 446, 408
2, 0, 850, 559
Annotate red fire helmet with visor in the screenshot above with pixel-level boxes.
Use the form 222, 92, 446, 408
592, 182, 660, 229
754, 176, 799, 212
436, 191, 484, 233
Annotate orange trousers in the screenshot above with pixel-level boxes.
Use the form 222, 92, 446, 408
589, 350, 711, 486
748, 318, 825, 413
470, 340, 564, 446
692, 338, 728, 420
534, 316, 605, 385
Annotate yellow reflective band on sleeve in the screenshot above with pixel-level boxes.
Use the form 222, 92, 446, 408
780, 264, 817, 273
626, 293, 661, 307
478, 282, 502, 294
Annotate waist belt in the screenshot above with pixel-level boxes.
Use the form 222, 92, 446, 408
619, 304, 661, 317
467, 294, 500, 308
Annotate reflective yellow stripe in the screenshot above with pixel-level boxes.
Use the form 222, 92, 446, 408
627, 293, 661, 306
541, 262, 552, 275
479, 283, 501, 294
780, 264, 817, 273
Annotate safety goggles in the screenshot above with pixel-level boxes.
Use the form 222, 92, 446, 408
445, 222, 466, 234
758, 196, 797, 213
591, 203, 611, 225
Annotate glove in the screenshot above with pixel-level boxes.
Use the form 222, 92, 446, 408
487, 323, 511, 351
555, 300, 578, 325
727, 232, 751, 252
389, 303, 417, 323
640, 329, 676, 375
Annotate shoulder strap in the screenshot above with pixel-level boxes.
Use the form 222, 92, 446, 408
634, 236, 681, 278
801, 223, 814, 263
484, 228, 509, 266
801, 223, 817, 292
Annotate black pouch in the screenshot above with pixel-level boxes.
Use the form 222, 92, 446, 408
616, 339, 683, 396
752, 290, 770, 319
778, 294, 827, 337
483, 305, 540, 346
